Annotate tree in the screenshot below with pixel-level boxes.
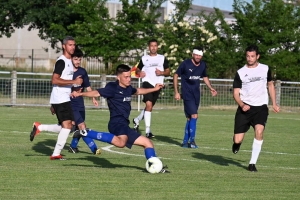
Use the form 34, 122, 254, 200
232, 0, 300, 81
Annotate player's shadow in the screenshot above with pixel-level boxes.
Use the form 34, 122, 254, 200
192, 152, 247, 170
26, 139, 72, 157
136, 128, 182, 146
64, 156, 146, 172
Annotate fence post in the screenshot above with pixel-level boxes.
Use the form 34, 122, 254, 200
11, 71, 17, 106
31, 49, 34, 72
275, 80, 281, 106
100, 74, 106, 107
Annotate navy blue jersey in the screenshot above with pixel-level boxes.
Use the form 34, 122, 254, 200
97, 81, 137, 125
175, 59, 208, 102
71, 67, 91, 110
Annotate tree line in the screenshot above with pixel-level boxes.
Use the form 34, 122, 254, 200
1, 0, 300, 80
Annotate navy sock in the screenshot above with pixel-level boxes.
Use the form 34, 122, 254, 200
82, 136, 98, 154
70, 137, 80, 148
144, 148, 156, 160
189, 118, 197, 142
182, 120, 190, 144
87, 129, 114, 144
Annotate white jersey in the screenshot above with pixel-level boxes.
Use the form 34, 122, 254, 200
50, 55, 74, 104
138, 54, 168, 86
233, 63, 272, 106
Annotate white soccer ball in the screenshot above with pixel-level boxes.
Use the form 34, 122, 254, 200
145, 157, 163, 174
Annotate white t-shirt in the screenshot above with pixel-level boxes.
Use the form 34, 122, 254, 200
137, 54, 169, 86
233, 63, 272, 106
50, 55, 74, 104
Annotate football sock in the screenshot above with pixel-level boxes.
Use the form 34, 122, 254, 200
144, 111, 151, 133
182, 120, 190, 144
52, 128, 70, 156
38, 124, 62, 133
144, 147, 156, 160
86, 129, 114, 143
70, 137, 80, 148
249, 138, 263, 164
136, 109, 145, 122
189, 118, 197, 142
82, 137, 98, 153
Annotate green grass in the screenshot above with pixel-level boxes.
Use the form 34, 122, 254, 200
0, 107, 299, 199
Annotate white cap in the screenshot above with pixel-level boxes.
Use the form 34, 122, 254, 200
193, 49, 203, 56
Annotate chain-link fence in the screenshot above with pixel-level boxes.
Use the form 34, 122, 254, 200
1, 71, 299, 112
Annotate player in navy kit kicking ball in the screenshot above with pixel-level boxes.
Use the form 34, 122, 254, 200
71, 64, 169, 173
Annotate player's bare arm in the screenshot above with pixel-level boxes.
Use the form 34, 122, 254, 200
203, 77, 217, 96
173, 73, 181, 100
233, 88, 250, 112
155, 68, 170, 76
71, 90, 100, 98
52, 73, 82, 86
135, 84, 164, 95
267, 81, 280, 113
86, 86, 99, 107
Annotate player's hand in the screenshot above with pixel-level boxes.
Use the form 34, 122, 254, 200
154, 83, 164, 90
210, 88, 217, 96
155, 68, 162, 76
241, 104, 250, 112
73, 75, 83, 86
139, 71, 146, 78
70, 91, 80, 98
273, 104, 280, 113
174, 92, 181, 100
92, 97, 98, 107
50, 106, 55, 115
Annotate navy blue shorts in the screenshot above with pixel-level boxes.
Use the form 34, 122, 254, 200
72, 109, 85, 126
108, 122, 141, 149
184, 100, 200, 118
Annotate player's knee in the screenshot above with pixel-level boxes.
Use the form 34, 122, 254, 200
144, 138, 154, 148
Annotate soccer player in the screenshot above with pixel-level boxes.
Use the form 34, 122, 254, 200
71, 64, 169, 173
30, 36, 82, 160
30, 48, 101, 155
173, 46, 217, 148
231, 45, 280, 172
132, 39, 170, 138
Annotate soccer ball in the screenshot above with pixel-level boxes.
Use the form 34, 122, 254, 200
145, 157, 163, 174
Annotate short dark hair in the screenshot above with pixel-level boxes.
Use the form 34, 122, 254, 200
246, 45, 259, 55
193, 46, 203, 51
62, 36, 75, 45
116, 64, 131, 75
148, 39, 158, 46
72, 47, 83, 58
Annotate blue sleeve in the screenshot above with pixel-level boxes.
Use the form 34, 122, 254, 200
131, 87, 137, 95
176, 61, 185, 77
97, 82, 116, 98
81, 69, 91, 88
201, 62, 208, 77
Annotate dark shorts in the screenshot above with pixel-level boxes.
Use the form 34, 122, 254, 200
108, 122, 141, 149
51, 101, 74, 124
142, 82, 161, 105
234, 104, 269, 134
72, 109, 85, 126
184, 100, 200, 118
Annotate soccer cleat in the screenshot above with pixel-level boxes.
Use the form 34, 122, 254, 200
190, 141, 198, 149
248, 164, 258, 172
146, 132, 155, 138
159, 165, 170, 173
93, 148, 101, 155
68, 146, 79, 153
30, 122, 41, 142
181, 143, 190, 148
232, 143, 241, 154
132, 119, 139, 130
50, 155, 66, 160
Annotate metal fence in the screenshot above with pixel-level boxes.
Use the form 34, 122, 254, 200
0, 71, 300, 112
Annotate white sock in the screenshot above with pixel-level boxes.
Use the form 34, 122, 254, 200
135, 109, 145, 124
52, 128, 70, 156
144, 111, 151, 133
38, 124, 62, 133
249, 138, 263, 164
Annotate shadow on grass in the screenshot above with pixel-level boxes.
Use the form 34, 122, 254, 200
64, 156, 146, 172
192, 152, 247, 170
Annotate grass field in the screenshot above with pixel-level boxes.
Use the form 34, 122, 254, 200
0, 106, 299, 199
